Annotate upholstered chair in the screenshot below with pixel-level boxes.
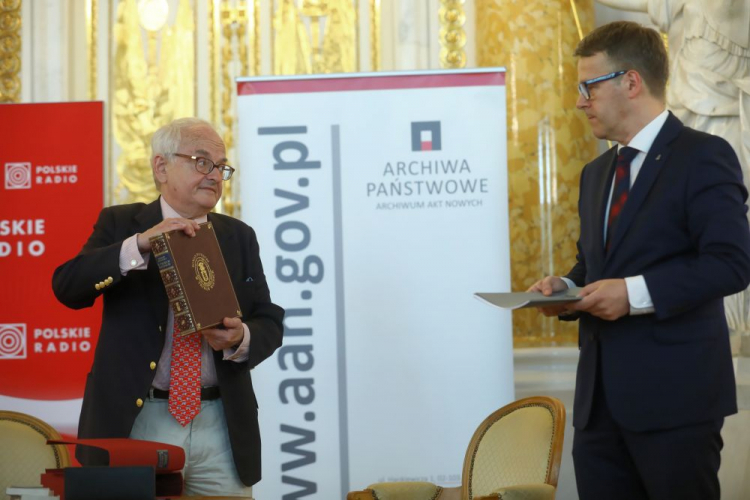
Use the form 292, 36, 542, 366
347, 396, 566, 500
0, 410, 70, 495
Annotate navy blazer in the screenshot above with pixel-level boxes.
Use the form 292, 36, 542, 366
565, 113, 750, 432
52, 198, 284, 486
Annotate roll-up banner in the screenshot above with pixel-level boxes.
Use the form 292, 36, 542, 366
237, 69, 513, 498
0, 102, 104, 435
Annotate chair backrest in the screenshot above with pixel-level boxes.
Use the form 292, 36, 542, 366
461, 396, 565, 499
0, 411, 70, 497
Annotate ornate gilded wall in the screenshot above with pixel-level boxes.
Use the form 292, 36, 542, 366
79, 0, 596, 346
476, 0, 597, 346
95, 0, 377, 213
0, 0, 21, 103
111, 0, 196, 205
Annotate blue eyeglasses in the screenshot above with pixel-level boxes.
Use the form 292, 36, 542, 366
578, 70, 627, 100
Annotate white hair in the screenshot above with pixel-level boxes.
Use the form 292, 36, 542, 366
151, 117, 217, 161
151, 118, 218, 189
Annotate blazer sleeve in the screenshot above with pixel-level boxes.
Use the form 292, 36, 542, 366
644, 134, 750, 319
565, 163, 588, 288
52, 207, 129, 310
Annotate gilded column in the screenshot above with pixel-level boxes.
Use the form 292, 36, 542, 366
209, 0, 217, 125
0, 0, 22, 103
86, 0, 98, 101
236, 3, 249, 78
476, 0, 597, 346
217, 1, 250, 216
220, 2, 236, 155
250, 0, 260, 77
439, 0, 466, 69
208, 1, 262, 217
370, 0, 380, 71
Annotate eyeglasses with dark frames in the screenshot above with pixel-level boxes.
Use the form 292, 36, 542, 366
173, 153, 235, 181
578, 70, 627, 100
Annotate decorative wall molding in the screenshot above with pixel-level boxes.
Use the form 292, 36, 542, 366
438, 0, 466, 68
476, 0, 597, 346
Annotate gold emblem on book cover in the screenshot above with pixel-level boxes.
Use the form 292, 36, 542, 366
192, 253, 215, 291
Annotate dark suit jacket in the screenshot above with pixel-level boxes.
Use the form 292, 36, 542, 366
566, 113, 750, 432
52, 198, 284, 486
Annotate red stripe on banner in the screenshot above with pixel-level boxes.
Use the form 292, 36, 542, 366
237, 71, 506, 95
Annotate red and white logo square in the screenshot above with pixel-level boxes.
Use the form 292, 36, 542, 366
0, 324, 27, 359
4, 162, 32, 189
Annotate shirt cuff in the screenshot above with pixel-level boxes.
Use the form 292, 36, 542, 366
120, 234, 150, 275
560, 277, 575, 290
223, 323, 250, 362
624, 275, 655, 315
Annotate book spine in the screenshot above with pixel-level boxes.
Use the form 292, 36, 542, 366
150, 233, 196, 335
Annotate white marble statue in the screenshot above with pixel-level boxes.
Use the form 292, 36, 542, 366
597, 0, 750, 183
597, 0, 750, 338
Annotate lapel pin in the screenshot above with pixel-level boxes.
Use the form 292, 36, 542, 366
655, 154, 662, 161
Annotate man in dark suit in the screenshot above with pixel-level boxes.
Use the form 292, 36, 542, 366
529, 21, 750, 499
53, 118, 284, 496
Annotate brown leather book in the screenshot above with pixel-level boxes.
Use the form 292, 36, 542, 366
150, 222, 241, 336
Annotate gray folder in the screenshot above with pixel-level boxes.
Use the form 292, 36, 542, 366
474, 287, 582, 310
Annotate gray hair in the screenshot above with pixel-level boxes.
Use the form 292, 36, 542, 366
151, 117, 217, 160
151, 117, 218, 189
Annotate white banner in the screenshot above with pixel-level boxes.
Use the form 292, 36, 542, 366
237, 69, 513, 499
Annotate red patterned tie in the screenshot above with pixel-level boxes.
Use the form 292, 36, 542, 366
606, 146, 638, 252
168, 326, 202, 426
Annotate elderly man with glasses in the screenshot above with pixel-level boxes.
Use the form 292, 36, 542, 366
529, 21, 750, 500
53, 117, 284, 496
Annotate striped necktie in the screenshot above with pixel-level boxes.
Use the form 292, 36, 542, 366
606, 146, 638, 252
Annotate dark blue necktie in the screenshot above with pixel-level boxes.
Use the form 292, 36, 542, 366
606, 146, 638, 251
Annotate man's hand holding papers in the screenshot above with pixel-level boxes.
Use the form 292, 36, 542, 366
526, 276, 578, 316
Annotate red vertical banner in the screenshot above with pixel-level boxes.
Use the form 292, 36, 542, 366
0, 102, 104, 430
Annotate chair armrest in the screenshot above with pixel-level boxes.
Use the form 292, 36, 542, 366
475, 483, 556, 500
347, 481, 443, 500
437, 486, 461, 500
